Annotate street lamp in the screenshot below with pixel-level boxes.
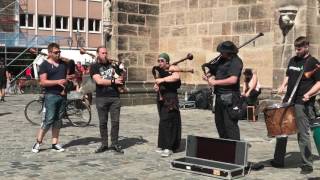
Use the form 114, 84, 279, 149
67, 37, 73, 49
75, 29, 85, 48
78, 37, 85, 48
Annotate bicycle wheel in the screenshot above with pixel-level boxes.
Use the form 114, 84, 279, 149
66, 99, 91, 127
24, 99, 43, 125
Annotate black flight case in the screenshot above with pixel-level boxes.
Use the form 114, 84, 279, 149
171, 135, 248, 179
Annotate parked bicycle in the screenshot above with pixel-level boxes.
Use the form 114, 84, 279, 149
24, 91, 91, 127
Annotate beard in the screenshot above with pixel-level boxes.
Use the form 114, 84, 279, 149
296, 52, 304, 57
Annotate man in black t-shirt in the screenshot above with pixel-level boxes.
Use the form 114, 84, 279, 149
271, 37, 320, 174
90, 46, 124, 154
31, 43, 68, 153
203, 41, 243, 140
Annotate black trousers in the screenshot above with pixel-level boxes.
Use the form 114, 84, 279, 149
247, 89, 261, 106
214, 95, 240, 140
157, 99, 181, 151
95, 97, 121, 147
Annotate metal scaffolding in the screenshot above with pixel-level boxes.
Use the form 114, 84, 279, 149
0, 0, 19, 32
0, 0, 68, 79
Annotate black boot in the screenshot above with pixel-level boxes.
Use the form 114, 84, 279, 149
271, 137, 287, 168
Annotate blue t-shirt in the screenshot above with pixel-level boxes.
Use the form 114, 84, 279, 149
39, 60, 67, 95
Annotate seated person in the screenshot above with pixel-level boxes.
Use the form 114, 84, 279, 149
242, 68, 261, 106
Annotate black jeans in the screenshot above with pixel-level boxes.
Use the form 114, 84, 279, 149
95, 97, 121, 147
214, 94, 240, 140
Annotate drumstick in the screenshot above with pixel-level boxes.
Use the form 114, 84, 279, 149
310, 92, 320, 98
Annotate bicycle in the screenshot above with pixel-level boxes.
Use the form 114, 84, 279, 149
24, 91, 91, 127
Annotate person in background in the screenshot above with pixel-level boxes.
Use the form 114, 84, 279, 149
25, 66, 33, 80
0, 60, 10, 102
66, 60, 77, 91
82, 64, 92, 105
242, 68, 261, 106
76, 61, 84, 90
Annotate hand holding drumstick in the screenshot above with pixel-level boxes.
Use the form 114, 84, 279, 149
302, 81, 320, 102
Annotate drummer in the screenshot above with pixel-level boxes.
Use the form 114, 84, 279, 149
270, 36, 320, 174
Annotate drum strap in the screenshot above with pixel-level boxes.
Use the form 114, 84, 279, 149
288, 67, 304, 104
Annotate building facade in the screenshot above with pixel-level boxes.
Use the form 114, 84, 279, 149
18, 0, 105, 49
1, 0, 320, 105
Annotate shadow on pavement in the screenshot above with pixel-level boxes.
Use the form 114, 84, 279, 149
63, 136, 148, 150
63, 137, 101, 148
174, 138, 186, 153
118, 136, 148, 149
255, 152, 320, 169
62, 121, 97, 128
0, 112, 12, 116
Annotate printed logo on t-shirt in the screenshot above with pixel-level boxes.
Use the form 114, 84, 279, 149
99, 66, 113, 80
289, 66, 302, 72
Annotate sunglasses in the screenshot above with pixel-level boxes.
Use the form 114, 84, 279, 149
158, 59, 166, 63
51, 51, 61, 55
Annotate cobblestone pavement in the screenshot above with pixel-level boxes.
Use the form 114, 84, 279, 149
0, 94, 320, 180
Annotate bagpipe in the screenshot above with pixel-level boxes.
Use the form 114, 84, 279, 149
80, 48, 127, 93
152, 53, 194, 100
151, 53, 194, 79
201, 33, 264, 76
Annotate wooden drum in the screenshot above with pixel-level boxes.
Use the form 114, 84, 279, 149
263, 103, 297, 137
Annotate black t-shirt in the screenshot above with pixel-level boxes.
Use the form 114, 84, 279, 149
39, 60, 67, 95
90, 62, 119, 97
212, 55, 243, 95
0, 66, 7, 82
284, 55, 320, 104
158, 67, 181, 93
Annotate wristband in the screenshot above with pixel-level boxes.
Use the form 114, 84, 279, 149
111, 78, 115, 85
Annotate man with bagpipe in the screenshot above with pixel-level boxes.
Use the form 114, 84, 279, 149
90, 46, 124, 154
202, 41, 244, 141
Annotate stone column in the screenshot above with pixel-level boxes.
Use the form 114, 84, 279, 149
111, 0, 159, 105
